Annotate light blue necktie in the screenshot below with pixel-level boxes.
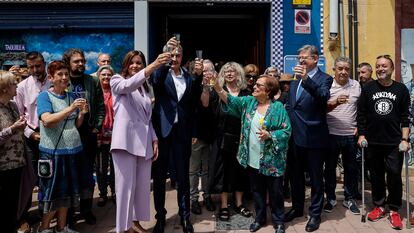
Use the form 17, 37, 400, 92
296, 80, 303, 100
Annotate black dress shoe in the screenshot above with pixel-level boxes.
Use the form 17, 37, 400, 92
204, 197, 216, 212
305, 216, 321, 232
83, 211, 96, 225
153, 219, 166, 233
181, 218, 194, 233
284, 209, 303, 222
274, 224, 285, 233
191, 201, 202, 215
249, 222, 264, 232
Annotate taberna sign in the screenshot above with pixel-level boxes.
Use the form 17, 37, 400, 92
4, 44, 26, 52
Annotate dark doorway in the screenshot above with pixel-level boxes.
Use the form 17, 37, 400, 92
148, 2, 270, 72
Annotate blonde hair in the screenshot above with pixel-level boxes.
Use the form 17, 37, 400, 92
218, 62, 246, 89
0, 70, 18, 93
244, 64, 259, 75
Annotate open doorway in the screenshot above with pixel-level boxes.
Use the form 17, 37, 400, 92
148, 2, 270, 72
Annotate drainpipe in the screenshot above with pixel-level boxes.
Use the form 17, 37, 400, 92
339, 0, 345, 57
328, 0, 339, 52
353, 0, 359, 80
348, 0, 353, 74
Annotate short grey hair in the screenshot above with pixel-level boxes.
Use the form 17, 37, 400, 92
97, 65, 115, 77
298, 45, 319, 57
217, 62, 246, 90
334, 56, 352, 67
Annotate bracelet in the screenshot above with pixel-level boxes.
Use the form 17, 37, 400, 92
217, 89, 226, 94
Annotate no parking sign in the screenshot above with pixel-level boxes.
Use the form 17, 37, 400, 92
294, 9, 311, 34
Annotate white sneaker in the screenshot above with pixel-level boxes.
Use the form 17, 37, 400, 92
55, 226, 79, 233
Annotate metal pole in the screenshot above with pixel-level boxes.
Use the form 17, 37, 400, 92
353, 0, 359, 80
348, 0, 353, 69
339, 0, 345, 57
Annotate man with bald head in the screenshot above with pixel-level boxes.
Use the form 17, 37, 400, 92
357, 55, 410, 230
90, 53, 111, 77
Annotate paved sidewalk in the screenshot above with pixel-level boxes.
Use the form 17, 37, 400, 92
31, 178, 414, 233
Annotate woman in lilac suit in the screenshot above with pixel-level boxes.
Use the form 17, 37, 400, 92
110, 50, 170, 233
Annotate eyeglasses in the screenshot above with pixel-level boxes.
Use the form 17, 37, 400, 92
376, 54, 394, 68
255, 82, 266, 88
246, 74, 258, 80
376, 54, 392, 59
297, 56, 315, 61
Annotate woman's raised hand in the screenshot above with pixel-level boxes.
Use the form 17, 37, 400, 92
11, 116, 27, 132
155, 52, 173, 66
194, 58, 204, 76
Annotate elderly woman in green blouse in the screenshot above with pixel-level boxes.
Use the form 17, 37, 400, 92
208, 74, 291, 233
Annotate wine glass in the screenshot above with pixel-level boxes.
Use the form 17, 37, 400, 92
196, 50, 203, 59
173, 33, 181, 43
75, 91, 86, 99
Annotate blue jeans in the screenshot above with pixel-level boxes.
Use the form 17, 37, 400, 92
324, 135, 359, 201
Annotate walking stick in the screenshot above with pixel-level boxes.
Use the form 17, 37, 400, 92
404, 150, 411, 229
360, 139, 368, 222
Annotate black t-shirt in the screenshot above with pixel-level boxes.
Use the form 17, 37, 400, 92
357, 80, 410, 145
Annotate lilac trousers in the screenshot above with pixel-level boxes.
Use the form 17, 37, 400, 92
112, 150, 151, 232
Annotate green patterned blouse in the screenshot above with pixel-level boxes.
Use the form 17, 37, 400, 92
224, 94, 291, 177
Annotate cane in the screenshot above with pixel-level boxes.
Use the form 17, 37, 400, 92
360, 139, 368, 222
400, 145, 411, 229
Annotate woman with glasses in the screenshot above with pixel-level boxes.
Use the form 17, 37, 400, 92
96, 65, 116, 207
244, 64, 259, 94
207, 73, 291, 233
0, 71, 27, 233
110, 50, 170, 233
203, 62, 252, 221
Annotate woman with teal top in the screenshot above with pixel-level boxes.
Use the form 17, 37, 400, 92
208, 74, 291, 233
37, 60, 88, 233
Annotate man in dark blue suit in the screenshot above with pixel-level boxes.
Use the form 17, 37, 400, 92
150, 37, 203, 233
284, 45, 333, 232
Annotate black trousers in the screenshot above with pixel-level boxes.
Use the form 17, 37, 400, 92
0, 167, 23, 233
96, 144, 115, 197
152, 124, 191, 220
288, 144, 325, 217
78, 131, 97, 214
367, 145, 403, 211
248, 167, 284, 225
324, 135, 359, 201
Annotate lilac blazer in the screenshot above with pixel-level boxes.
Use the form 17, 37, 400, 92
110, 69, 157, 159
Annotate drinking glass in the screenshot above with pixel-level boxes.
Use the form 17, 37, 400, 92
173, 33, 181, 42
196, 50, 203, 59
75, 91, 86, 99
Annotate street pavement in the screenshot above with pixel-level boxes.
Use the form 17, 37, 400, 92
30, 177, 414, 233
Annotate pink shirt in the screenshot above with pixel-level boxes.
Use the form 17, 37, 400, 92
327, 78, 361, 136
14, 75, 50, 138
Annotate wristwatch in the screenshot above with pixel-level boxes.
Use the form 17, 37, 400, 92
401, 138, 410, 143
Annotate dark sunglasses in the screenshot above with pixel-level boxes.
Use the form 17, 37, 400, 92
376, 54, 394, 67
246, 74, 258, 80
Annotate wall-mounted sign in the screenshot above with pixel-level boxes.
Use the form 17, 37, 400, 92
4, 44, 26, 52
294, 9, 311, 34
292, 0, 312, 9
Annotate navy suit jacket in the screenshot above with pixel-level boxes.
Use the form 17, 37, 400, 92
285, 68, 333, 148
150, 65, 201, 143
